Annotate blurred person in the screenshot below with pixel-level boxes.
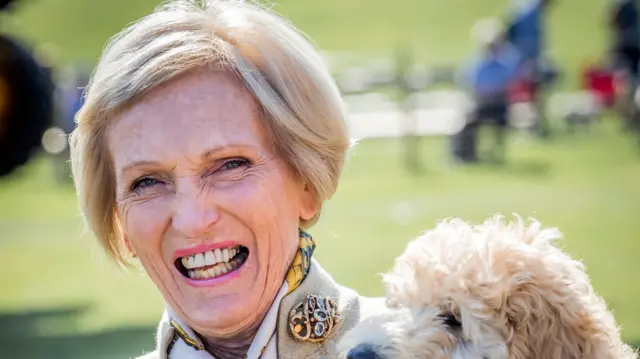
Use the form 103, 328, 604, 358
504, 0, 557, 137
609, 0, 640, 131
453, 19, 521, 164
610, 0, 640, 78
69, 1, 386, 358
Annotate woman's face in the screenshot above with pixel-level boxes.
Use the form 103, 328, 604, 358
107, 69, 317, 337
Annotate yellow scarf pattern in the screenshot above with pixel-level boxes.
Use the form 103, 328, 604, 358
285, 230, 315, 294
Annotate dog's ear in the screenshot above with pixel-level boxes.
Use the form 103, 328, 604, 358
505, 282, 637, 359
500, 256, 634, 358
484, 217, 637, 359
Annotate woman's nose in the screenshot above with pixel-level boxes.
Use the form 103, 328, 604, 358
171, 186, 220, 238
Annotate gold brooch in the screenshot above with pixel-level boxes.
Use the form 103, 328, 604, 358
289, 294, 340, 343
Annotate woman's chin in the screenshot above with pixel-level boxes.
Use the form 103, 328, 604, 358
180, 287, 263, 336
172, 255, 261, 325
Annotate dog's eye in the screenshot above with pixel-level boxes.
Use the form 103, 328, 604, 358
440, 313, 461, 330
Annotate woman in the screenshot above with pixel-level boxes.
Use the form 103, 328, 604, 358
69, 0, 385, 358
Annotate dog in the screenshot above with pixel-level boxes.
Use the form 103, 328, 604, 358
338, 215, 637, 359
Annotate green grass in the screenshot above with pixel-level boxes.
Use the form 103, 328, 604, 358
1, 122, 640, 358
4, 0, 610, 89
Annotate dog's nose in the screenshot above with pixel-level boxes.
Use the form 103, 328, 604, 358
347, 344, 379, 359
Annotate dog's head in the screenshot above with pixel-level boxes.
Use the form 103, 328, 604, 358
338, 301, 507, 359
338, 215, 635, 359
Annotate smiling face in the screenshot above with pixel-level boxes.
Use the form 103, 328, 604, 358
107, 69, 318, 338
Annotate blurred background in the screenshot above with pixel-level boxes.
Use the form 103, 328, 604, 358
0, 0, 639, 357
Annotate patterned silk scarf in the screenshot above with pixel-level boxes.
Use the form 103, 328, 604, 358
162, 230, 316, 358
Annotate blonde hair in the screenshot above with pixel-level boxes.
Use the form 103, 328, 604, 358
69, 0, 350, 265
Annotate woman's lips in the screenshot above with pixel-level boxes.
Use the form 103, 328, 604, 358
174, 244, 250, 286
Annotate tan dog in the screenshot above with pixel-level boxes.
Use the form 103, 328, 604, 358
338, 215, 637, 359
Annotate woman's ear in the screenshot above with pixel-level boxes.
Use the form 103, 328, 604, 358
123, 235, 137, 258
299, 183, 319, 221
115, 212, 136, 258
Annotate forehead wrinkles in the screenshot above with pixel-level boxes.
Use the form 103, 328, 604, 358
140, 69, 260, 124
112, 92, 254, 146
107, 71, 267, 170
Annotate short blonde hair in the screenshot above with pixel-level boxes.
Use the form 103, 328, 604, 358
69, 0, 350, 265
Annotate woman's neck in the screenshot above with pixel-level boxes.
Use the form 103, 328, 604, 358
200, 316, 264, 359
202, 330, 255, 359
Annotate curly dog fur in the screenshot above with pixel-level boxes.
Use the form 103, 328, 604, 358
338, 215, 637, 359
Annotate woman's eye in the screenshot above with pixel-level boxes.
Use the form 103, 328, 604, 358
131, 177, 160, 191
220, 158, 249, 171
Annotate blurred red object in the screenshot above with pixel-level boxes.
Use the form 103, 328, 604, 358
581, 64, 616, 108
508, 76, 536, 104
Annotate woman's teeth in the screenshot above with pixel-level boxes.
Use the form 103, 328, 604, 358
178, 246, 247, 280
182, 248, 237, 269
188, 261, 236, 280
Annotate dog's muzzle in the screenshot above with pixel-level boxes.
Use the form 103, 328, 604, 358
347, 344, 381, 359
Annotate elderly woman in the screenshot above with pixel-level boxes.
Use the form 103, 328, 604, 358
69, 0, 384, 358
